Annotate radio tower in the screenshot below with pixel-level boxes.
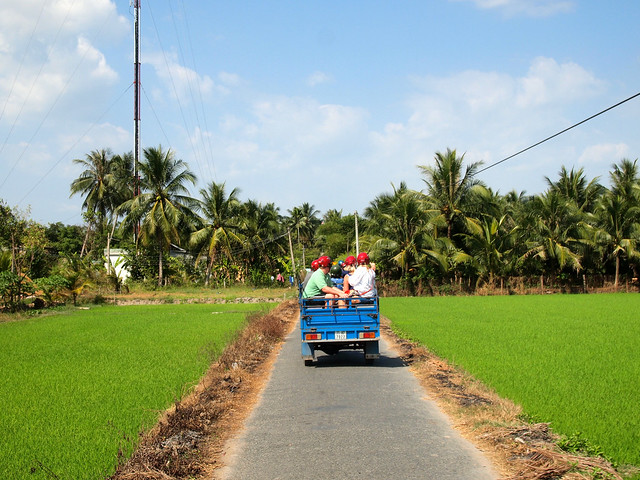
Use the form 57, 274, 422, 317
132, 0, 141, 240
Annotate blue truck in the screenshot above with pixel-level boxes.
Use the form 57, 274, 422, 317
299, 278, 380, 366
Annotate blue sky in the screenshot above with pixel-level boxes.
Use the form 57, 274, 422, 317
1, 0, 639, 224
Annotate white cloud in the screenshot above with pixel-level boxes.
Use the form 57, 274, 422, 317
516, 57, 603, 108
0, 0, 127, 123
307, 71, 333, 87
146, 50, 222, 103
77, 36, 117, 82
451, 0, 575, 17
219, 72, 242, 87
368, 56, 611, 195
578, 143, 629, 166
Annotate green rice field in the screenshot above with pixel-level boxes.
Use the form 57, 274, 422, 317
0, 303, 268, 479
382, 293, 640, 467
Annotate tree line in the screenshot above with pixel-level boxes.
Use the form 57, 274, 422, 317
1, 145, 639, 309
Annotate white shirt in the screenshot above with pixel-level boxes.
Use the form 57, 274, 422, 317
347, 266, 376, 297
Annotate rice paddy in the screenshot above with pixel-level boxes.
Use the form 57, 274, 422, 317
382, 293, 640, 467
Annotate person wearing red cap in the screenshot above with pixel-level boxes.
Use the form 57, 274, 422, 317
302, 255, 348, 305
344, 252, 377, 298
301, 258, 320, 290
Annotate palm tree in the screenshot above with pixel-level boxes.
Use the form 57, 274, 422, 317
365, 182, 429, 283
120, 146, 197, 286
419, 148, 484, 239
70, 149, 117, 256
238, 200, 284, 278
286, 203, 320, 266
460, 214, 514, 287
593, 192, 640, 287
609, 158, 640, 201
544, 166, 603, 212
104, 152, 134, 273
520, 191, 585, 275
190, 181, 241, 285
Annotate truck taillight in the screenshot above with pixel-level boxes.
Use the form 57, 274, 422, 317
359, 332, 376, 339
305, 333, 321, 340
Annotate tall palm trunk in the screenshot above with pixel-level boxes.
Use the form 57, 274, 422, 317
105, 215, 117, 275
157, 232, 164, 287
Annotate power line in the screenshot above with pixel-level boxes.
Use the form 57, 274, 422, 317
145, 0, 207, 181
0, 0, 78, 162
17, 85, 132, 206
0, 0, 47, 125
476, 91, 640, 176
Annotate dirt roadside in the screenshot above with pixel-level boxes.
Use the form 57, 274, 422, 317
110, 300, 627, 480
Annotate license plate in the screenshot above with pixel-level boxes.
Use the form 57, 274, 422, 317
335, 331, 347, 340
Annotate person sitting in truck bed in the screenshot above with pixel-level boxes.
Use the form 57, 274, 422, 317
302, 255, 348, 305
344, 252, 377, 298
301, 258, 320, 291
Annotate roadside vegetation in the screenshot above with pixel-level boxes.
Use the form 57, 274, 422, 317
382, 294, 640, 472
0, 303, 272, 479
2, 148, 640, 312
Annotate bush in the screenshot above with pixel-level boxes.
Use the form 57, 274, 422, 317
0, 271, 35, 312
35, 275, 69, 307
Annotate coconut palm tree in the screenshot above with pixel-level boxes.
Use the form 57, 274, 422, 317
120, 146, 197, 286
544, 166, 603, 212
609, 158, 640, 201
419, 148, 484, 239
365, 182, 429, 284
520, 191, 585, 275
70, 149, 117, 256
190, 181, 241, 285
460, 214, 514, 287
593, 192, 640, 287
238, 200, 284, 278
286, 203, 320, 266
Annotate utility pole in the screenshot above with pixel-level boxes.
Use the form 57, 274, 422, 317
288, 228, 296, 280
355, 211, 359, 256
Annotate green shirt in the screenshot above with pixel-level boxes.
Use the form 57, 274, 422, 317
302, 269, 332, 298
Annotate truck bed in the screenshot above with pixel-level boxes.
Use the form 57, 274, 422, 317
299, 295, 380, 365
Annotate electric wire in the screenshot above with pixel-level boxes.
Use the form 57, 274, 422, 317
141, 85, 172, 148
166, 0, 209, 180
0, 0, 78, 163
145, 0, 207, 182
16, 84, 133, 206
476, 91, 640, 176
179, 0, 217, 182
0, 0, 48, 125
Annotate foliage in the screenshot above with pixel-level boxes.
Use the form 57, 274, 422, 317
53, 254, 96, 306
0, 271, 35, 311
7, 144, 640, 293
45, 222, 84, 256
34, 275, 70, 306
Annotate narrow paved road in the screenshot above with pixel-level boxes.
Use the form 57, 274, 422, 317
217, 325, 497, 480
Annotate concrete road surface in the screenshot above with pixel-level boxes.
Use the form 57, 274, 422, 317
217, 325, 497, 480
